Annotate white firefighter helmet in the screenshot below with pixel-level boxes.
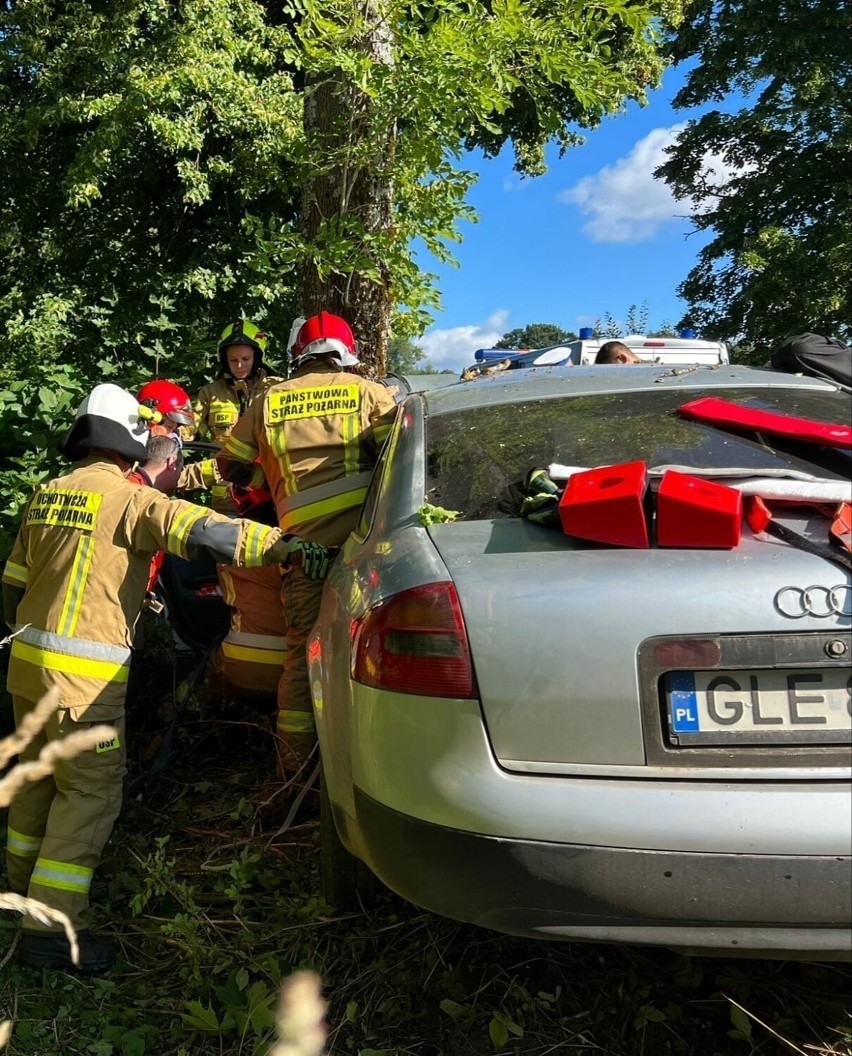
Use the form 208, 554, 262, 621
59, 383, 150, 463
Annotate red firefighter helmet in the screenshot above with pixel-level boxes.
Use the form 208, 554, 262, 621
137, 379, 194, 427
290, 311, 359, 369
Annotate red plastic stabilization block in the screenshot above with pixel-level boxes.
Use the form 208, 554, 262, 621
831, 502, 852, 553
745, 495, 772, 533
558, 460, 650, 548
656, 470, 742, 549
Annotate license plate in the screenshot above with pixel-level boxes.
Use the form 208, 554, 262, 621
666, 669, 852, 746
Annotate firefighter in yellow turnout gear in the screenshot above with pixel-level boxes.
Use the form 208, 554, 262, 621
1, 384, 331, 972
194, 319, 281, 511
219, 313, 398, 778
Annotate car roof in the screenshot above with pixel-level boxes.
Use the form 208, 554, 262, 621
420, 364, 842, 415
383, 372, 460, 398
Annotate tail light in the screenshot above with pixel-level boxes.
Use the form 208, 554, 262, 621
350, 582, 477, 698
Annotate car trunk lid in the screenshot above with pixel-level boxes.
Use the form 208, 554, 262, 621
427, 518, 851, 772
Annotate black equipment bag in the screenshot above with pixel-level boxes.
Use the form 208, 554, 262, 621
157, 553, 229, 651
771, 332, 852, 387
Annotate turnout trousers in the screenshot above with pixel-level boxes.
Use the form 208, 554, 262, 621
5, 695, 126, 933
275, 567, 325, 780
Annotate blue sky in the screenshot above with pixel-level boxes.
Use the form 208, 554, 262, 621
416, 64, 730, 371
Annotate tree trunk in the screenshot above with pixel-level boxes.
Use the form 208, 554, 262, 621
300, 3, 395, 377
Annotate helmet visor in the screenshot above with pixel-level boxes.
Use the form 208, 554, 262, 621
165, 406, 195, 427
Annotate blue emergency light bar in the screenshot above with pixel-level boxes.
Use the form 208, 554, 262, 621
474, 348, 513, 361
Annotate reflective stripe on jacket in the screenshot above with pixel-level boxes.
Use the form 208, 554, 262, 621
194, 370, 281, 446
277, 470, 374, 533
221, 632, 286, 665
220, 364, 398, 547
1, 455, 282, 708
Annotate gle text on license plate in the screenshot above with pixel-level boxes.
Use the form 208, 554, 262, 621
666, 669, 852, 746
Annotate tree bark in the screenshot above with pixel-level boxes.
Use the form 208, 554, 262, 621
301, 2, 395, 376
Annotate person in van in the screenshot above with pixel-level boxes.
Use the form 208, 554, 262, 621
594, 341, 642, 364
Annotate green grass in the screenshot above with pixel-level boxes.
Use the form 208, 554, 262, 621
1, 648, 851, 1056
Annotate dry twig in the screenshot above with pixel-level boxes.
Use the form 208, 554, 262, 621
0, 894, 78, 963
270, 970, 328, 1056
725, 994, 810, 1056
0, 622, 31, 650
0, 724, 116, 807
0, 686, 59, 769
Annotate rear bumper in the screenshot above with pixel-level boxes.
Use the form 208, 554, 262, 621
351, 788, 852, 958
341, 693, 851, 854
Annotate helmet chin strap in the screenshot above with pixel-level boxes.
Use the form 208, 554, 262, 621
229, 378, 250, 414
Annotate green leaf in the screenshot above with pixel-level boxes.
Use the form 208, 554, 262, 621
661, 1, 849, 344
182, 1001, 220, 1032
492, 1010, 524, 1038
37, 386, 57, 411
489, 1016, 509, 1049
121, 1031, 147, 1056
639, 1004, 668, 1023
86, 1043, 114, 1056
729, 1005, 753, 1042
418, 503, 460, 526
439, 998, 467, 1020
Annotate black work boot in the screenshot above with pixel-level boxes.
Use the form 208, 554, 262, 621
18, 929, 116, 973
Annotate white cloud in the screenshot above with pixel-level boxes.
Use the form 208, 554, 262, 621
419, 309, 510, 373
559, 124, 741, 244
502, 173, 526, 194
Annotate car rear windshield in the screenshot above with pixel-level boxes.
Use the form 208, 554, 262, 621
425, 387, 850, 520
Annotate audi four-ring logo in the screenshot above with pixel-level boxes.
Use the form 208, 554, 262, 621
774, 584, 852, 618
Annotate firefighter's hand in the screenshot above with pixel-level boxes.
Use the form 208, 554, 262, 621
288, 539, 336, 580
271, 535, 336, 580
215, 455, 253, 487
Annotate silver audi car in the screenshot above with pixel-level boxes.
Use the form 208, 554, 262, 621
308, 363, 852, 959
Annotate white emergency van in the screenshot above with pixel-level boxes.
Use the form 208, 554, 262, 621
571, 331, 729, 365
472, 329, 730, 368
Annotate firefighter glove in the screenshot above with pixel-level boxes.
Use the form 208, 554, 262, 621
272, 535, 335, 580
526, 467, 559, 496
